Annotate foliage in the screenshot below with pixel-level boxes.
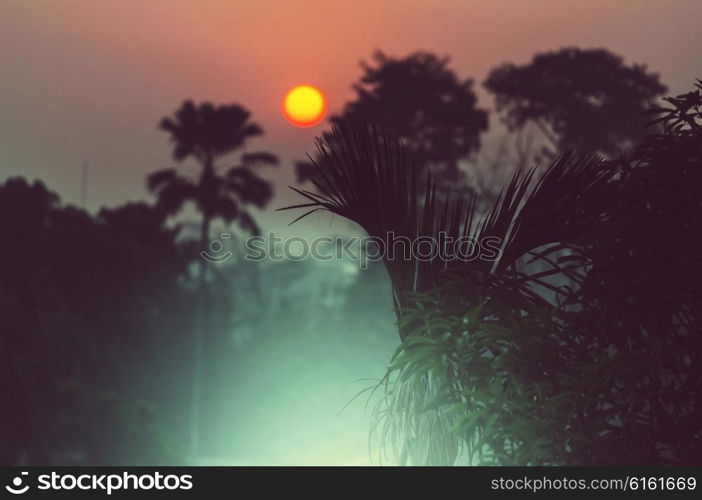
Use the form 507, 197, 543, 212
484, 47, 667, 158
149, 100, 277, 236
148, 100, 278, 457
296, 51, 488, 199
287, 80, 702, 465
282, 120, 612, 338
374, 273, 693, 465
0, 178, 194, 464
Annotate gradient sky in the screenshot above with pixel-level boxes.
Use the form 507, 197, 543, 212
1, 0, 701, 234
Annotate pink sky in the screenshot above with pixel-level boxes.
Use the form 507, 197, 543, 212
1, 0, 700, 232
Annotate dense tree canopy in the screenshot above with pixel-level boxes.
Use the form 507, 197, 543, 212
484, 47, 667, 158
0, 178, 195, 464
297, 51, 488, 198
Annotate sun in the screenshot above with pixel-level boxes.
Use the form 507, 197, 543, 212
282, 85, 327, 127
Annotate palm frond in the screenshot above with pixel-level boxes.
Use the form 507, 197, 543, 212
282, 120, 615, 335
150, 176, 197, 216
208, 195, 240, 223
236, 210, 260, 236
241, 151, 279, 167
146, 168, 178, 193
226, 167, 273, 208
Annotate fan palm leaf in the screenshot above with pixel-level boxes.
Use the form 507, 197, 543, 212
281, 120, 615, 337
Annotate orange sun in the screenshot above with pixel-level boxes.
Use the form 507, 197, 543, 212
282, 85, 327, 127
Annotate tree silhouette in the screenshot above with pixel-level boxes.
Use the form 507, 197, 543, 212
290, 74, 702, 465
148, 100, 277, 457
296, 51, 488, 198
0, 178, 194, 464
484, 47, 666, 158
284, 78, 702, 464
149, 100, 277, 245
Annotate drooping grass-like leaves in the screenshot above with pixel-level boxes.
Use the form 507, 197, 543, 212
280, 121, 614, 464
283, 89, 702, 465
279, 121, 614, 465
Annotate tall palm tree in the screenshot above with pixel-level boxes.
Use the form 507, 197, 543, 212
148, 100, 278, 459
149, 100, 277, 249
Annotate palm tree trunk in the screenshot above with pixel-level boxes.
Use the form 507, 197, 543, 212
190, 206, 211, 461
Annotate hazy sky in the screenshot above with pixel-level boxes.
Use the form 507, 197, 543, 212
1, 0, 701, 232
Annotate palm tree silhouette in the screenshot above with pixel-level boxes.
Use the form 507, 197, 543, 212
149, 100, 277, 246
148, 100, 277, 459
